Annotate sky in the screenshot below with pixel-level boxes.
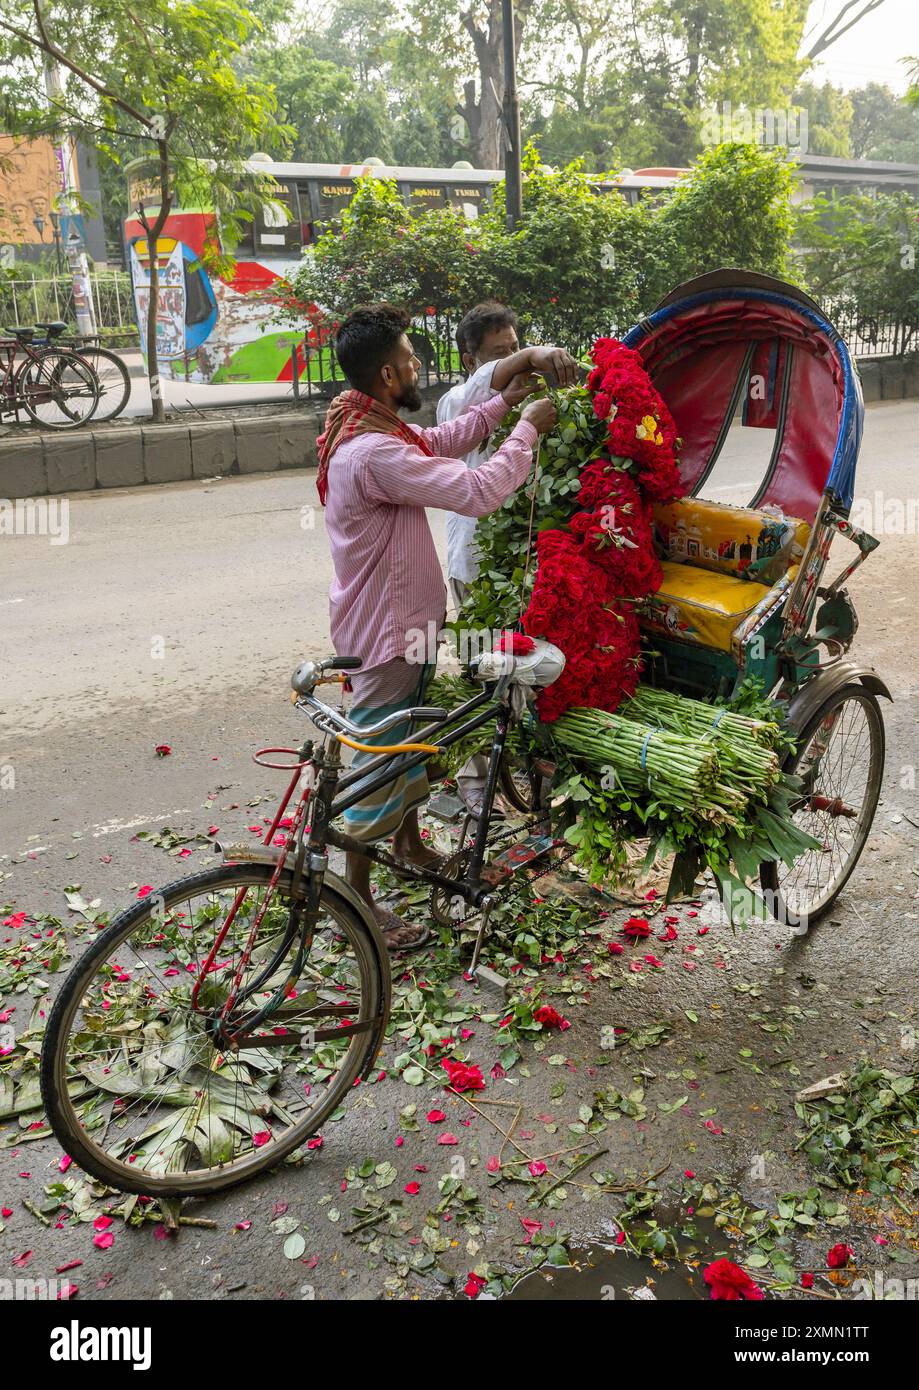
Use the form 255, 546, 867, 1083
805, 0, 919, 92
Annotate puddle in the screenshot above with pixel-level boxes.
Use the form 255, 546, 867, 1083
506, 1242, 704, 1300
505, 1210, 734, 1301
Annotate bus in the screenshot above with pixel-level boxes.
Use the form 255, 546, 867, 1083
122, 157, 683, 386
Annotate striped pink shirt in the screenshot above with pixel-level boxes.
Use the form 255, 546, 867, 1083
324, 393, 537, 671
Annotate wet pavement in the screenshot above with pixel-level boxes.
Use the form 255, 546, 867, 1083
1, 401, 917, 1301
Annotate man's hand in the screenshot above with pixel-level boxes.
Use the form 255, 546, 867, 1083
528, 346, 580, 388
520, 397, 558, 435
501, 369, 539, 408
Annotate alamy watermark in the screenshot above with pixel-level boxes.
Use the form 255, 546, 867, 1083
0, 497, 70, 545
701, 101, 808, 154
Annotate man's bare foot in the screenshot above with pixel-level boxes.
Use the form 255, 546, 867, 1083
390, 836, 443, 870
373, 903, 430, 953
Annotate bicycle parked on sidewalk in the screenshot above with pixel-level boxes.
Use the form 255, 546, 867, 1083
32, 320, 131, 424
0, 326, 100, 429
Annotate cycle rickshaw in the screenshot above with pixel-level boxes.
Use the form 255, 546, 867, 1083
40, 270, 888, 1196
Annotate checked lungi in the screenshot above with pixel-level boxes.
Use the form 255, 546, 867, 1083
341, 659, 435, 843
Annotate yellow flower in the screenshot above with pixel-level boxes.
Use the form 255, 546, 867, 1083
636, 414, 663, 445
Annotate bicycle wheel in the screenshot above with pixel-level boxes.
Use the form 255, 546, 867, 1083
19, 350, 99, 429
760, 684, 884, 928
41, 863, 389, 1196
61, 345, 130, 423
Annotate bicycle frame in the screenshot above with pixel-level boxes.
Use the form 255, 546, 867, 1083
192, 679, 521, 1043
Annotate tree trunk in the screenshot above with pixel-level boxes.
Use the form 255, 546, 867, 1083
457, 0, 528, 169
138, 140, 172, 424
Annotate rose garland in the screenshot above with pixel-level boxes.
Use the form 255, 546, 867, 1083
521, 338, 683, 721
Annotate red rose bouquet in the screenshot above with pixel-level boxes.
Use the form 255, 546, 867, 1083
521, 338, 682, 719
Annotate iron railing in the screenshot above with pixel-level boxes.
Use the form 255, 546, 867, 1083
0, 271, 135, 347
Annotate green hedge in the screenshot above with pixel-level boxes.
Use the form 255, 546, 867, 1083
280, 142, 796, 353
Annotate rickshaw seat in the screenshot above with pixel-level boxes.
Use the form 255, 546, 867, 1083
641, 496, 810, 653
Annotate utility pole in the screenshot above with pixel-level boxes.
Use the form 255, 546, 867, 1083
44, 58, 97, 337
501, 0, 523, 230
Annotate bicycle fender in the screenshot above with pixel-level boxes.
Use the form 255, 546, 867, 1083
784, 661, 892, 737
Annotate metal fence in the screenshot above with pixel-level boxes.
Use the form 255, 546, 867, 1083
0, 271, 135, 347
827, 300, 919, 359
283, 311, 461, 402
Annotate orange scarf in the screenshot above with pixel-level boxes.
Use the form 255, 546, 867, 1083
315, 389, 434, 505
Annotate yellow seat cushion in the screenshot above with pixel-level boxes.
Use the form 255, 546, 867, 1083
652, 498, 810, 585
642, 562, 772, 652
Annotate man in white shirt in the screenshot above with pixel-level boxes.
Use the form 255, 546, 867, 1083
438, 301, 574, 609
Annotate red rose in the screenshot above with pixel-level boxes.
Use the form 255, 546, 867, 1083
703, 1258, 764, 1301
442, 1058, 485, 1093
534, 1004, 569, 1031
826, 1244, 853, 1269
498, 631, 535, 655
622, 917, 651, 939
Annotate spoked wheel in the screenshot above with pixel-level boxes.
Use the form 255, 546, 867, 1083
760, 683, 885, 928
41, 863, 388, 1196
55, 345, 130, 423
19, 350, 99, 428
497, 743, 554, 821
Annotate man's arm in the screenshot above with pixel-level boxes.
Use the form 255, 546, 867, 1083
419, 390, 513, 461
490, 345, 580, 394
364, 410, 539, 518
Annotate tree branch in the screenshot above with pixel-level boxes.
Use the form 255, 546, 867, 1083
805, 0, 887, 61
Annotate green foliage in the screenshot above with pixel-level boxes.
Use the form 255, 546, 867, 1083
459, 384, 608, 633
0, 0, 291, 250
659, 141, 795, 281
287, 175, 484, 320
283, 141, 796, 349
794, 190, 919, 338
795, 1060, 918, 1198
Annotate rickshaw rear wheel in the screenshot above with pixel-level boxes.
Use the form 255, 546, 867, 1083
760, 683, 884, 929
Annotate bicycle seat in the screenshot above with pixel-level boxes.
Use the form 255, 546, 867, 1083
35, 321, 68, 336
5, 327, 34, 342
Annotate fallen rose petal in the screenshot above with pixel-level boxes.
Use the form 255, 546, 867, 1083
437, 1133, 459, 1146
528, 1160, 547, 1177
404, 1182, 420, 1195
426, 1110, 446, 1124
93, 1232, 114, 1250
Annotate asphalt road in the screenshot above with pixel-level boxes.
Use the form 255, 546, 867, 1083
1, 400, 917, 1303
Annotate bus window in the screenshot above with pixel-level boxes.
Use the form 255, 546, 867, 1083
315, 179, 357, 229
447, 184, 485, 218
255, 183, 301, 256
404, 183, 446, 211
184, 258, 213, 326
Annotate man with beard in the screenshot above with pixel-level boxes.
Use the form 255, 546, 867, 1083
316, 303, 573, 950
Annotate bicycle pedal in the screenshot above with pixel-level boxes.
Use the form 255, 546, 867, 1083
469, 964, 511, 995
480, 834, 565, 885
425, 791, 466, 824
